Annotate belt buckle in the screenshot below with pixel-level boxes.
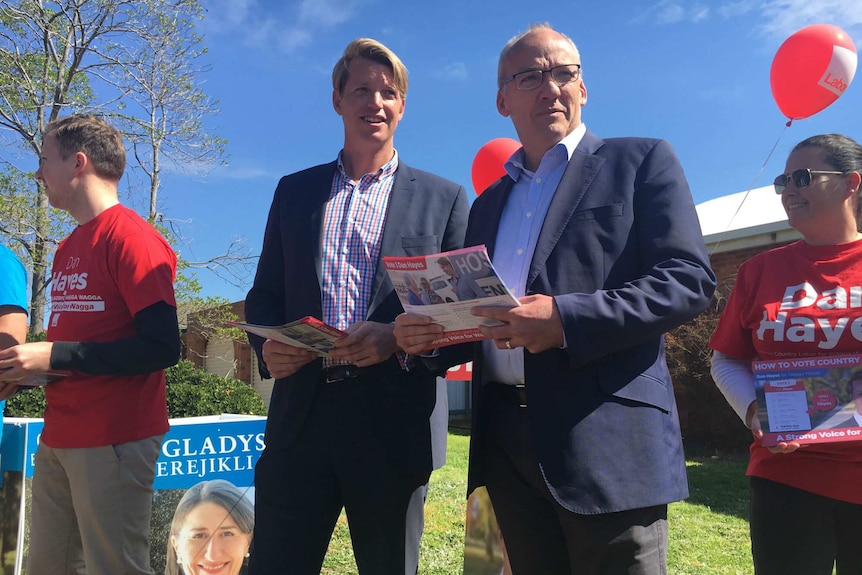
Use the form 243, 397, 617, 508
323, 366, 342, 384
514, 383, 527, 408
324, 365, 356, 384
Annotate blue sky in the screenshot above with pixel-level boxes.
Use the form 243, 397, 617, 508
149, 0, 862, 303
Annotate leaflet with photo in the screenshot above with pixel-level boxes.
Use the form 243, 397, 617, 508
383, 245, 519, 349
228, 317, 346, 356
752, 353, 862, 446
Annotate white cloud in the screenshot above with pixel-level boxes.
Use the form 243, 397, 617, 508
638, 0, 862, 40
433, 62, 468, 81
200, 0, 258, 34
716, 1, 757, 18
297, 0, 358, 28
202, 0, 363, 54
691, 6, 710, 23
635, 1, 712, 25
656, 3, 686, 24
203, 162, 275, 181
759, 0, 862, 40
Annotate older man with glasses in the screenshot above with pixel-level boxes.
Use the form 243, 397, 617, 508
396, 22, 715, 575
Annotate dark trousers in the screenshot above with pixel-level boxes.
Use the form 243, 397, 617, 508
750, 476, 862, 575
248, 376, 429, 575
483, 394, 668, 575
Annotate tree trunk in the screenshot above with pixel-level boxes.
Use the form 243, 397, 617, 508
28, 187, 51, 336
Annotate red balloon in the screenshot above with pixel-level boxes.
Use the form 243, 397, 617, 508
471, 138, 520, 195
770, 24, 857, 121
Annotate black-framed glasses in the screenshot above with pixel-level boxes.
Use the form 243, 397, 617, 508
501, 64, 581, 91
773, 168, 846, 194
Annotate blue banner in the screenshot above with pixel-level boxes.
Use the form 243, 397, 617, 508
1, 416, 266, 488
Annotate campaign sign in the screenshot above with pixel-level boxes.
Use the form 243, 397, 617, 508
154, 415, 265, 489
0, 415, 265, 575
753, 354, 862, 446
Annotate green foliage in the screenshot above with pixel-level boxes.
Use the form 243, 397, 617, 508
165, 360, 265, 418
4, 360, 265, 419
665, 283, 751, 453
3, 332, 49, 418
3, 385, 46, 418
149, 488, 186, 574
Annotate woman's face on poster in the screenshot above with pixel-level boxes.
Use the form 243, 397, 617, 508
173, 501, 252, 575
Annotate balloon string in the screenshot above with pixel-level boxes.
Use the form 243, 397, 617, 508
709, 122, 790, 256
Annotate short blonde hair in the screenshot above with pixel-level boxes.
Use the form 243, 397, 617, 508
332, 38, 408, 97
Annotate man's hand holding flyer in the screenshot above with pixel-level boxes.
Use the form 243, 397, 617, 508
383, 245, 519, 349
228, 317, 346, 356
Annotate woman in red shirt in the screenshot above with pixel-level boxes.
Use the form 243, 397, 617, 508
710, 134, 862, 575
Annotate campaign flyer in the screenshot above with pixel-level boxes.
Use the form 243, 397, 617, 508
752, 354, 862, 446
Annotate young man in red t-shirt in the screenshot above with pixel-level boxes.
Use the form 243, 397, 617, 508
0, 115, 179, 575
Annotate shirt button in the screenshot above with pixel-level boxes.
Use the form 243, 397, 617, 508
517, 248, 524, 255
526, 212, 532, 218
535, 177, 542, 183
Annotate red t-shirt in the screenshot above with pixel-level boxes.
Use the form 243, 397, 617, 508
710, 239, 862, 505
45, 204, 177, 448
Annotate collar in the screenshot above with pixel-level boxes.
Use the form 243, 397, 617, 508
336, 149, 399, 182
504, 123, 587, 181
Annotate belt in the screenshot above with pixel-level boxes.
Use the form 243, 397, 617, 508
321, 364, 378, 384
484, 381, 527, 408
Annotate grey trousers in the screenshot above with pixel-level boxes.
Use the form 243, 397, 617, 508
27, 435, 163, 575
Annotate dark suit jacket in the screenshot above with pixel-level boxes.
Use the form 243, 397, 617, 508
466, 131, 716, 514
246, 160, 468, 481
833, 415, 860, 429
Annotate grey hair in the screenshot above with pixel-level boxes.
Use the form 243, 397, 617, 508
497, 23, 580, 89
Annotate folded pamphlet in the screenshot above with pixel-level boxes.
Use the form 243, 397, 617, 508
228, 317, 346, 357
383, 245, 519, 349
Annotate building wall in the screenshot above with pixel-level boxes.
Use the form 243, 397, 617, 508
184, 300, 273, 407
204, 337, 236, 378
708, 241, 795, 286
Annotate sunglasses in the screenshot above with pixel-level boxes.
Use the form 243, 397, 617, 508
773, 168, 845, 194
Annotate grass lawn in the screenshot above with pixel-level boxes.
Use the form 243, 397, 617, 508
322, 429, 753, 575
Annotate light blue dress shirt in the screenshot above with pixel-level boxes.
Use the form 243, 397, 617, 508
481, 124, 586, 385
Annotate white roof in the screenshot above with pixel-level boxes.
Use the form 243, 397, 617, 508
694, 185, 798, 252
696, 185, 788, 236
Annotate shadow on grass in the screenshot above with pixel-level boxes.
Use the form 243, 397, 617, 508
683, 448, 750, 521
448, 422, 752, 522
448, 415, 471, 436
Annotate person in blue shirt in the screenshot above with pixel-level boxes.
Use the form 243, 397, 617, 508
0, 244, 29, 436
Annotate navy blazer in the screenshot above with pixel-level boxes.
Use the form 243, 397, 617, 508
246, 160, 468, 478
466, 131, 716, 514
